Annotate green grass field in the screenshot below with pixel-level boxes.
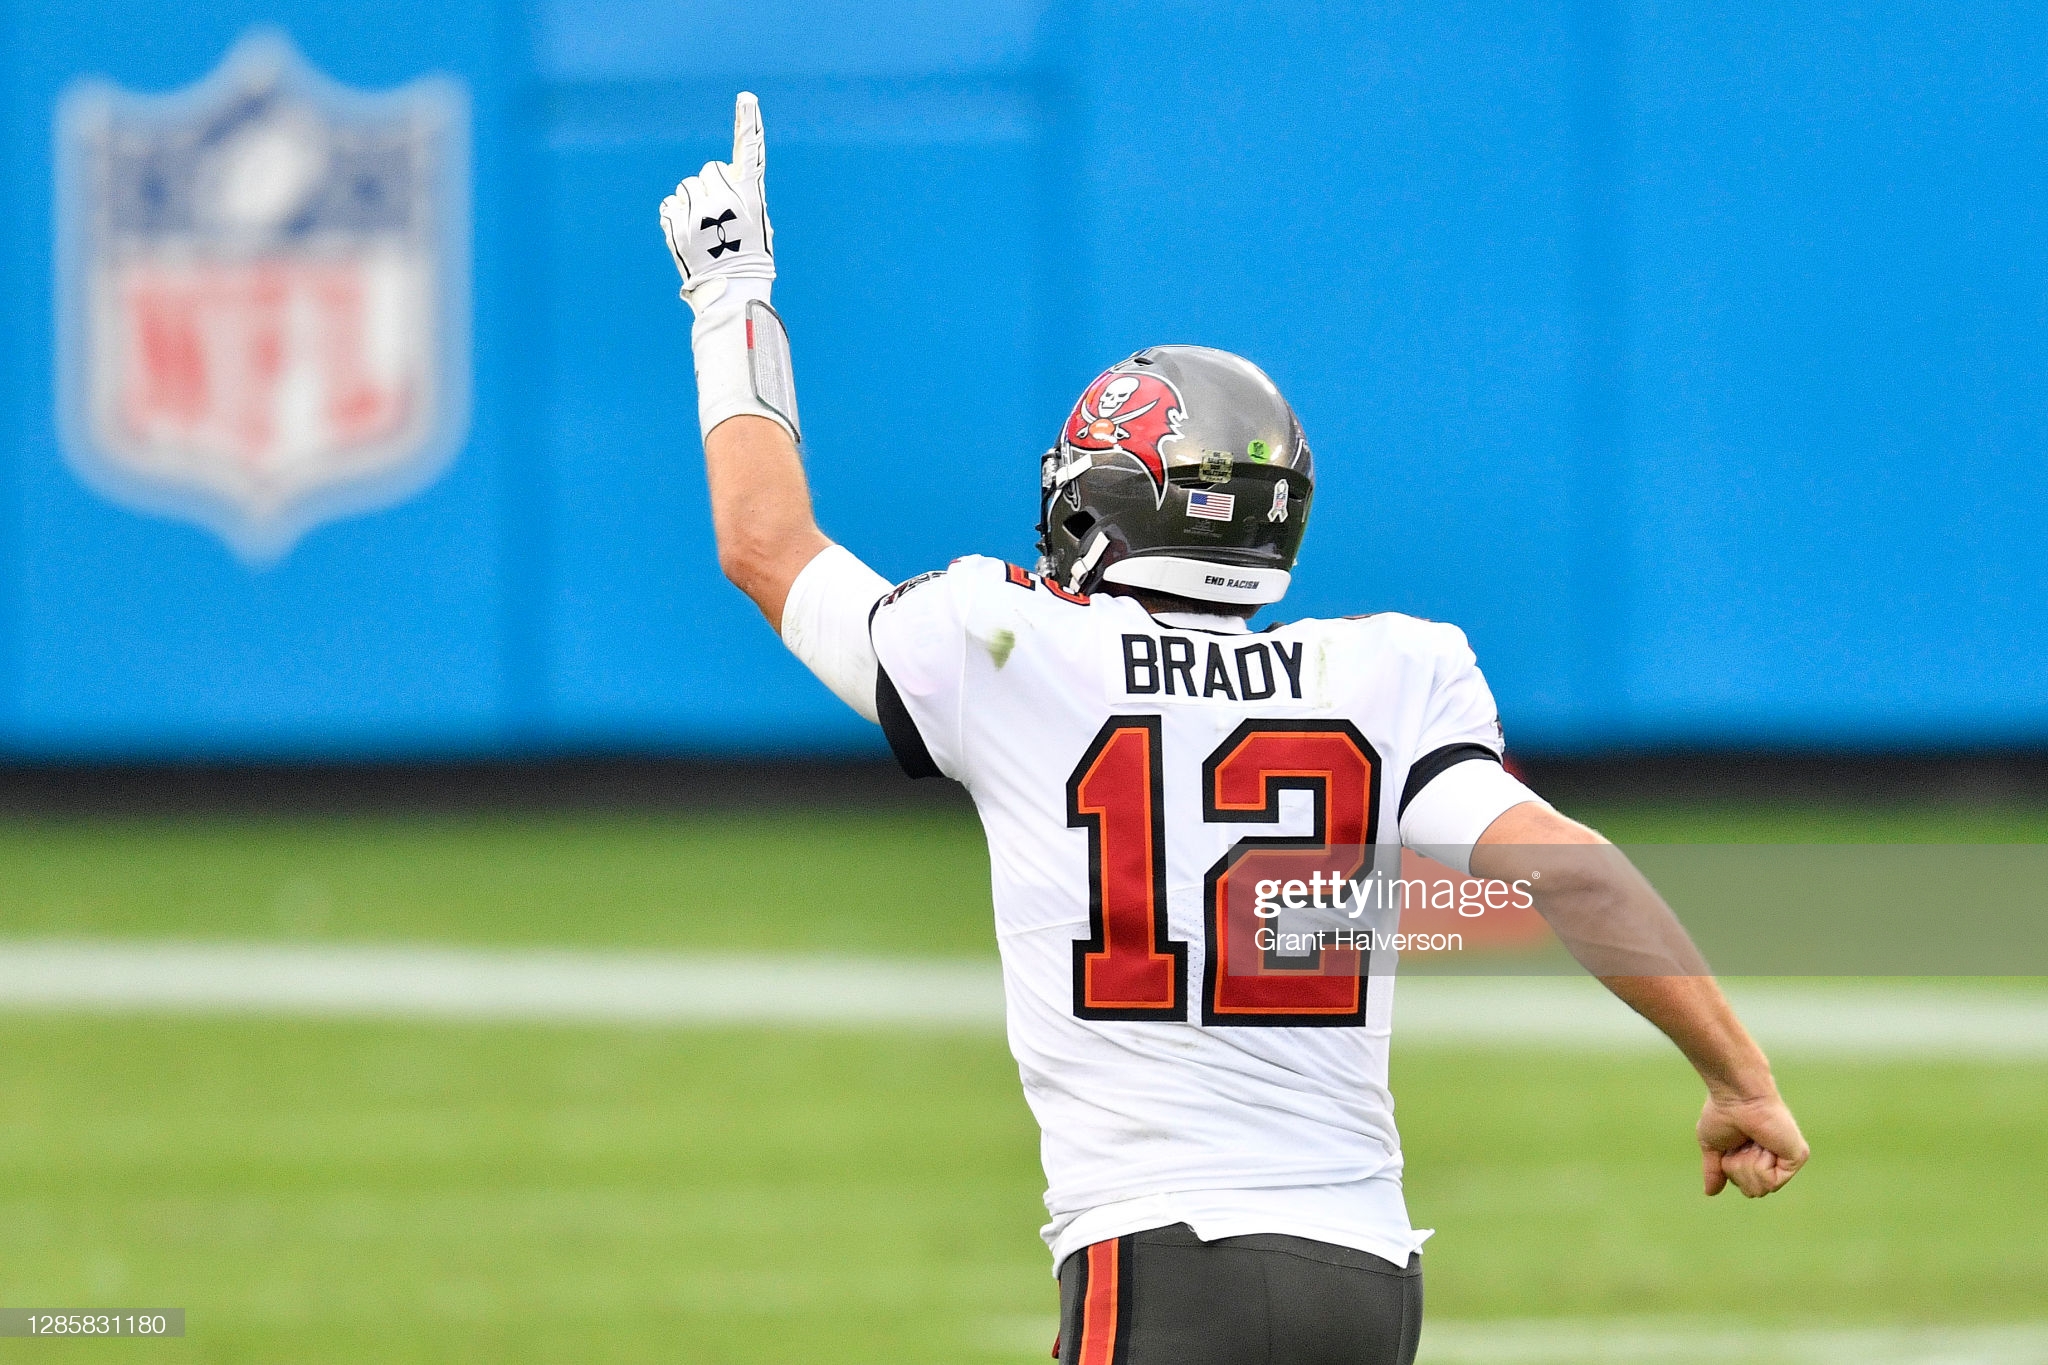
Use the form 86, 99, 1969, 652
2, 799, 2044, 1361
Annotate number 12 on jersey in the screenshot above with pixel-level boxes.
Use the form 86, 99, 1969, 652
1066, 716, 1383, 1027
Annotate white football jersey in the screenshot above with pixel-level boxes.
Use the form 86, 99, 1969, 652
866, 555, 1535, 1266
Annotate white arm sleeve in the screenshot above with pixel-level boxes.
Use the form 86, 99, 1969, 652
689, 279, 800, 445
1396, 622, 1549, 874
779, 544, 891, 723
1400, 760, 1548, 875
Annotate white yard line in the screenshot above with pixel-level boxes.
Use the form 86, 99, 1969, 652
0, 941, 1005, 1026
0, 941, 2043, 1057
1393, 977, 2048, 1059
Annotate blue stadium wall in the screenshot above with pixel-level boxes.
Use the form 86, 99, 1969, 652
0, 0, 2041, 760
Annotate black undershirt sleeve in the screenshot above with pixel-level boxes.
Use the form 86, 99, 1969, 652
874, 663, 942, 780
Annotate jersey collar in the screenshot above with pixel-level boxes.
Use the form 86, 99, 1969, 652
1148, 610, 1252, 635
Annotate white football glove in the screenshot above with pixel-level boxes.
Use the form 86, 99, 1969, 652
660, 92, 775, 298
660, 92, 799, 444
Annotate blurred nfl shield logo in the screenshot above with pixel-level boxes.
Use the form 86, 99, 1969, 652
55, 32, 469, 563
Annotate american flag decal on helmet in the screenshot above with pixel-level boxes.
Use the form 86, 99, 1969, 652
1185, 489, 1234, 521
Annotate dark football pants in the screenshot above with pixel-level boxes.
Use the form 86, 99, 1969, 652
1055, 1223, 1423, 1365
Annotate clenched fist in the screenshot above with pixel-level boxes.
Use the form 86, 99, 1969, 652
1699, 1088, 1809, 1198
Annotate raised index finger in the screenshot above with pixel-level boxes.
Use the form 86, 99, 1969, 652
732, 91, 764, 179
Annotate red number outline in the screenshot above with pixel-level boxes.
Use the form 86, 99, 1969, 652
1067, 716, 1187, 1020
1199, 720, 1382, 1027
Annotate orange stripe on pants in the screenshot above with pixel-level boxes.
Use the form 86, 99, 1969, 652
1077, 1238, 1120, 1365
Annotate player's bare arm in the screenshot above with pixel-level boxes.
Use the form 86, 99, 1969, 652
1471, 801, 1811, 1198
701, 413, 825, 631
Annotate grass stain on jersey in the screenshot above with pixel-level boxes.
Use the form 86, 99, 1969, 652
987, 629, 1017, 669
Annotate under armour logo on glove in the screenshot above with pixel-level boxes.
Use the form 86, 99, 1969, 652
660, 93, 777, 296
701, 208, 742, 258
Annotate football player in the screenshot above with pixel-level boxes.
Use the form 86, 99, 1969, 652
661, 94, 1808, 1365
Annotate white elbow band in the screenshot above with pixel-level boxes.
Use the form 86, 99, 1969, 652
1400, 758, 1547, 874
780, 544, 892, 723
686, 278, 800, 445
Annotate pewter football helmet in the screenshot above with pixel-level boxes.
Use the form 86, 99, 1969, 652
1036, 346, 1313, 606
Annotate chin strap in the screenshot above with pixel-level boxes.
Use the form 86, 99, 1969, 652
1067, 529, 1113, 594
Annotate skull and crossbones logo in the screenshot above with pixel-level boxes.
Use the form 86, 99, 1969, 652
1078, 376, 1159, 445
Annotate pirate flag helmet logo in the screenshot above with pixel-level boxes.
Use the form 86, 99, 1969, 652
1060, 366, 1186, 505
